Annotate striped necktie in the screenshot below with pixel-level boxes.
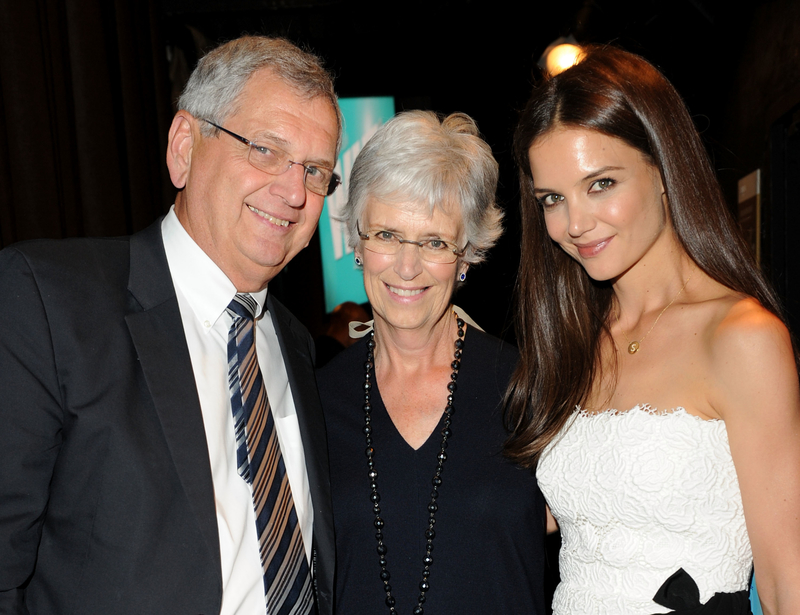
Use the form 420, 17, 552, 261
226, 294, 314, 615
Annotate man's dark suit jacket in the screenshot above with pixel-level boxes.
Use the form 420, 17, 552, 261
0, 221, 334, 615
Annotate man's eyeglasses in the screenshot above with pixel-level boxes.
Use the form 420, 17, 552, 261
201, 119, 341, 197
357, 222, 466, 264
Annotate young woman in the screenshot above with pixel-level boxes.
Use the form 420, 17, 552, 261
506, 46, 800, 615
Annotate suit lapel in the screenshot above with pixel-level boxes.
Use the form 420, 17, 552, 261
125, 222, 221, 575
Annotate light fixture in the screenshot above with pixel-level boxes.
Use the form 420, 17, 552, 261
538, 36, 584, 76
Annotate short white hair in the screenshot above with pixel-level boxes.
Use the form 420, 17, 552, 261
342, 110, 503, 265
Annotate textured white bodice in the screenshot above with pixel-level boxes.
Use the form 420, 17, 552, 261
537, 406, 753, 615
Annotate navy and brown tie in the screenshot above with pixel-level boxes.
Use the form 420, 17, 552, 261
226, 293, 313, 615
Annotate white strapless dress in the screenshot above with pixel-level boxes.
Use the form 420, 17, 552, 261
537, 406, 753, 615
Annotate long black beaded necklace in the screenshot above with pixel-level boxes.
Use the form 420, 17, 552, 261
362, 313, 465, 615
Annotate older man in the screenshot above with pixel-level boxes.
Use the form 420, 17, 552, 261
0, 36, 340, 615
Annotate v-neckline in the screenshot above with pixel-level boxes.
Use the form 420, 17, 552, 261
371, 378, 447, 452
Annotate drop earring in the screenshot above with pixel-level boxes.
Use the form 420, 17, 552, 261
459, 272, 467, 282
355, 255, 363, 266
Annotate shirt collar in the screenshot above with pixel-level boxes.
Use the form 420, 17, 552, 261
161, 207, 268, 328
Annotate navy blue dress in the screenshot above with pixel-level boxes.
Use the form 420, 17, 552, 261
317, 327, 546, 614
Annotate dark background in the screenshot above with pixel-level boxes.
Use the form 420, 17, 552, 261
1, 0, 799, 340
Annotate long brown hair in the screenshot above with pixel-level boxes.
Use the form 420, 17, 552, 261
505, 45, 789, 469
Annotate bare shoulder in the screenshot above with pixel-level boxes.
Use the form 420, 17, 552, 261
709, 295, 792, 361
704, 294, 798, 421
678, 280, 787, 361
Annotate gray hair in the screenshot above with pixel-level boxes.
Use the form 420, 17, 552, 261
177, 35, 342, 152
343, 110, 503, 265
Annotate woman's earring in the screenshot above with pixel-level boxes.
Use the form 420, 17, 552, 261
355, 255, 363, 266
459, 272, 467, 282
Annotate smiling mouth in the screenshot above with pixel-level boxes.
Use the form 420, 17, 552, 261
574, 237, 612, 257
387, 284, 425, 297
248, 205, 291, 227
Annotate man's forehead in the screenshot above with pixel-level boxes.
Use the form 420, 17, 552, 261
230, 72, 338, 154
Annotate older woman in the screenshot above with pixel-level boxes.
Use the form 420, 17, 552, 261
316, 111, 546, 614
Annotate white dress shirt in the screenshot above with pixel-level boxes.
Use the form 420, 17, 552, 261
161, 209, 312, 615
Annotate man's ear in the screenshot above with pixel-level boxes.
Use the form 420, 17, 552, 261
166, 112, 195, 189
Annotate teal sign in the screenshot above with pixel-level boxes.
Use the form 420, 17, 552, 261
319, 97, 395, 313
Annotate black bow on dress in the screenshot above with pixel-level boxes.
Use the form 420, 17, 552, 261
652, 568, 752, 615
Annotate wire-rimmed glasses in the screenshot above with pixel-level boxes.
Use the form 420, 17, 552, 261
201, 119, 341, 197
357, 222, 466, 264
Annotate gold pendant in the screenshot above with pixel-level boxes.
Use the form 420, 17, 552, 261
627, 340, 640, 354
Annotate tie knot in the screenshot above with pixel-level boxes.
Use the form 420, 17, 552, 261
228, 293, 258, 321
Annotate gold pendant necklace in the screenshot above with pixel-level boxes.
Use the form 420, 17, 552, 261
617, 269, 694, 355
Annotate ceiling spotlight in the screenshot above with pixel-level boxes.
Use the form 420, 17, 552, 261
538, 36, 584, 76
546, 44, 583, 75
